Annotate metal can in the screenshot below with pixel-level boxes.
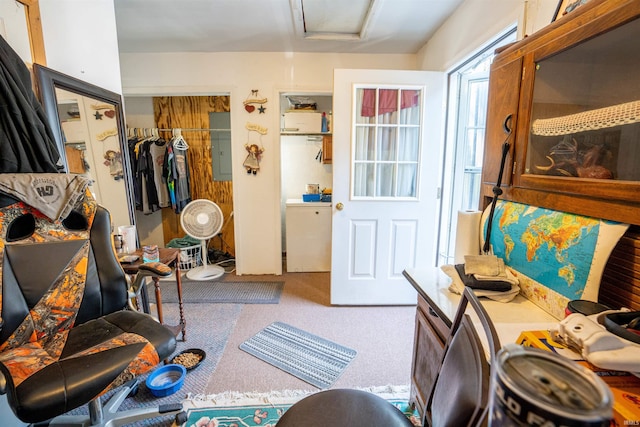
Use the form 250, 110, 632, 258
489, 344, 612, 427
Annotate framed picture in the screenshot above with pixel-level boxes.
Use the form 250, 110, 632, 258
552, 0, 591, 22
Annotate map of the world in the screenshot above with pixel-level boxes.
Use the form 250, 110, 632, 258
485, 200, 601, 299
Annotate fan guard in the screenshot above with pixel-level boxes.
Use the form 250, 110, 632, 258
180, 199, 223, 240
179, 199, 225, 281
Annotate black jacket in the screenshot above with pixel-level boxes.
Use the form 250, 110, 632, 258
0, 35, 61, 173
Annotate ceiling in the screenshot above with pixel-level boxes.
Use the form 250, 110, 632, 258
114, 0, 464, 55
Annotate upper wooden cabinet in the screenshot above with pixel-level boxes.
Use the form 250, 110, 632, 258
322, 135, 332, 164
481, 0, 640, 225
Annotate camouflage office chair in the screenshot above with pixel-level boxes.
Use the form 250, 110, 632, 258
0, 174, 184, 426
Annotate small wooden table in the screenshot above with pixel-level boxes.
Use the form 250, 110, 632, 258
120, 247, 186, 341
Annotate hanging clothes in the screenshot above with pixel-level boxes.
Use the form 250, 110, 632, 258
0, 35, 61, 173
163, 131, 191, 214
149, 138, 170, 208
137, 139, 160, 214
127, 135, 143, 210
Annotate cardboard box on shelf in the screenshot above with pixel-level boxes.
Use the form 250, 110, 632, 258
516, 330, 640, 425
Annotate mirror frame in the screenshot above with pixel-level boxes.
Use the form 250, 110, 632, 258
33, 63, 136, 226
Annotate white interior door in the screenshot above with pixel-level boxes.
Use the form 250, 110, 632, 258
331, 69, 444, 305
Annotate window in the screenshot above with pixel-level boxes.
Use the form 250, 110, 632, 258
437, 28, 517, 265
352, 87, 422, 199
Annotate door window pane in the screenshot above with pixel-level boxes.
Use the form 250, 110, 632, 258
354, 126, 375, 160
400, 90, 421, 125
376, 163, 396, 197
399, 127, 419, 161
377, 127, 397, 161
354, 163, 375, 197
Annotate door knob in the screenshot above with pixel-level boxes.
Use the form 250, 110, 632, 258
336, 202, 344, 211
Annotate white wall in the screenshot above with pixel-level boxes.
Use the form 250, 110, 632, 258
37, 0, 134, 229
39, 0, 122, 94
417, 0, 558, 72
119, 51, 417, 275
0, 0, 32, 64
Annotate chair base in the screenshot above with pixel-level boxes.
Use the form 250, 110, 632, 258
43, 379, 186, 427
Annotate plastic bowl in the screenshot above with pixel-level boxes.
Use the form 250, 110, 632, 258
171, 348, 206, 371
145, 364, 186, 397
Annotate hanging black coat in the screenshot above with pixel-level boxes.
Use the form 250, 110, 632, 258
0, 35, 61, 173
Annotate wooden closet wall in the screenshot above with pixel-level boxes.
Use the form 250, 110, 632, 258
153, 96, 234, 255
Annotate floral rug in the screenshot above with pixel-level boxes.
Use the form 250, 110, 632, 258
176, 386, 421, 427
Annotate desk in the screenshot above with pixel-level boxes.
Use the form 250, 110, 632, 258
121, 248, 186, 341
402, 267, 557, 416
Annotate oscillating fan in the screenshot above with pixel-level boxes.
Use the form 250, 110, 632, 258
180, 199, 226, 281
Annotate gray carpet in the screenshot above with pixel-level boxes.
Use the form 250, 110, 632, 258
156, 280, 284, 304
239, 321, 357, 389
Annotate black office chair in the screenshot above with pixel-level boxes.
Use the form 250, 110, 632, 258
0, 175, 184, 426
424, 286, 501, 427
275, 286, 499, 427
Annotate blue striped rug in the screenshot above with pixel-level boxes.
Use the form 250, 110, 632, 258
239, 322, 357, 389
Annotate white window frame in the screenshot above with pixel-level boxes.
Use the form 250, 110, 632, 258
351, 84, 424, 201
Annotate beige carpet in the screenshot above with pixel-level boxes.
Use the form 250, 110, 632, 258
201, 271, 417, 394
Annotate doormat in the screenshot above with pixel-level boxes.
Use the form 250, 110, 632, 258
239, 322, 357, 389
156, 280, 283, 304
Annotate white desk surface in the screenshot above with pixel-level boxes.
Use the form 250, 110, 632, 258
403, 267, 560, 345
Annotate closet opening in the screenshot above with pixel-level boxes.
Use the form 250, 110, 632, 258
279, 91, 333, 273
123, 94, 235, 274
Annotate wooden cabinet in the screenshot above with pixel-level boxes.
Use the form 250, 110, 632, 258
481, 0, 640, 225
322, 135, 332, 164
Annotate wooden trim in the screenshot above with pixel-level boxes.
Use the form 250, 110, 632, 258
19, 0, 46, 65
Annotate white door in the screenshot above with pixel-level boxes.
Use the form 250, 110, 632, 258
331, 69, 444, 305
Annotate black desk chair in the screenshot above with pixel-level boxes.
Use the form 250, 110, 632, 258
275, 286, 500, 427
0, 177, 184, 426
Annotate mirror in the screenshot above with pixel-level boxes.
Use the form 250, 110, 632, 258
33, 64, 136, 228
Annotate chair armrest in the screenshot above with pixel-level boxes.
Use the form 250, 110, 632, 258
127, 262, 173, 311
137, 262, 172, 278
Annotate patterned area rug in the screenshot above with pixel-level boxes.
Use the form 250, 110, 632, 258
157, 280, 284, 304
178, 386, 421, 427
239, 322, 357, 389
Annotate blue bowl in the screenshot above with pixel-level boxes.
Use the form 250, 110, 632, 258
145, 364, 186, 397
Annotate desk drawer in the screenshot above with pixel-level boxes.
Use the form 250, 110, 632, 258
417, 296, 450, 342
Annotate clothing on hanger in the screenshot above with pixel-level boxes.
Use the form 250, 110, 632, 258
164, 129, 191, 214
